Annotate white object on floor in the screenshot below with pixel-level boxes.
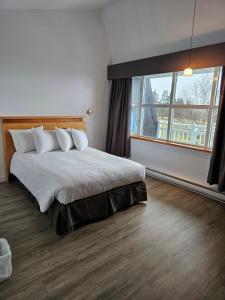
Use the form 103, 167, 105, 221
0, 239, 12, 283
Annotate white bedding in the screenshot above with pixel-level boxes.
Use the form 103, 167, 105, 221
10, 148, 145, 213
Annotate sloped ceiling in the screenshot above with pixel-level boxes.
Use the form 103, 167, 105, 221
102, 0, 225, 63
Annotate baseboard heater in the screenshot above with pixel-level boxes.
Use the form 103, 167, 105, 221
146, 167, 225, 204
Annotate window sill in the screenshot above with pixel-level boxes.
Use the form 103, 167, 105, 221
130, 135, 212, 153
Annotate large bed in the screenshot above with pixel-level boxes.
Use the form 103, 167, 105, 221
2, 116, 147, 234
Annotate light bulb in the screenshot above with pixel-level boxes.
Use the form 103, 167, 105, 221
183, 68, 193, 77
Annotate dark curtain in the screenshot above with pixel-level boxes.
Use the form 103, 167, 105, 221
106, 78, 132, 157
207, 66, 225, 191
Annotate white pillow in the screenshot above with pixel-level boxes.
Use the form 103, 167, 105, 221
71, 129, 88, 151
32, 127, 60, 153
55, 128, 73, 152
9, 127, 43, 153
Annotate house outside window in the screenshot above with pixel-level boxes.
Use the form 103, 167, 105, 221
131, 66, 222, 150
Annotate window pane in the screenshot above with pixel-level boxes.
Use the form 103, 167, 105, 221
141, 107, 169, 139
209, 109, 218, 148
215, 67, 222, 106
132, 77, 142, 104
170, 108, 208, 146
143, 73, 173, 104
131, 106, 139, 134
175, 68, 214, 105
130, 66, 222, 150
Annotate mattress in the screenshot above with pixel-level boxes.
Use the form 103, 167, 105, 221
10, 148, 145, 213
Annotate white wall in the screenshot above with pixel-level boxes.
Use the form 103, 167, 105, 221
0, 10, 110, 180
102, 0, 225, 64
131, 139, 211, 186
102, 0, 225, 187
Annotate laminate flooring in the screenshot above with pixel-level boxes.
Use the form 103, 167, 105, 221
1, 177, 225, 300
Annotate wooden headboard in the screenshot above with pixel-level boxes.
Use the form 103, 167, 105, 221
1, 116, 86, 183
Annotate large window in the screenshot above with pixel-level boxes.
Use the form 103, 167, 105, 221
131, 67, 222, 149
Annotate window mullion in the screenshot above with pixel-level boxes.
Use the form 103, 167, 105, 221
138, 76, 145, 135
167, 72, 177, 141
141, 104, 210, 109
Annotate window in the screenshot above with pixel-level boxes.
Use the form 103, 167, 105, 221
131, 67, 222, 149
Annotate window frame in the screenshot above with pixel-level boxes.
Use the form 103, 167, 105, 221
130, 66, 222, 151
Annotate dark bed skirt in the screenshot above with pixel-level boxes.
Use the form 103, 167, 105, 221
47, 181, 147, 235
10, 175, 147, 235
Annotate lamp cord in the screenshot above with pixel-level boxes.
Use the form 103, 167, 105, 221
188, 0, 197, 66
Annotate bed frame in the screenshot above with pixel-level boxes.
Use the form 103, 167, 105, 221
1, 116, 86, 183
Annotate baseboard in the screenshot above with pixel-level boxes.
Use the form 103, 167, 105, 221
146, 167, 225, 204
0, 175, 6, 183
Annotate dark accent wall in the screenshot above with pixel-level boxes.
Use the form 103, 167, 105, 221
108, 42, 225, 79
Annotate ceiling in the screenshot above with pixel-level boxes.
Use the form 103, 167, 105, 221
0, 0, 114, 10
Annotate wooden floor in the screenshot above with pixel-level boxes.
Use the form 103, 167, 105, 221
1, 177, 225, 300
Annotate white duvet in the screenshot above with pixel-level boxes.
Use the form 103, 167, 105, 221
10, 148, 145, 212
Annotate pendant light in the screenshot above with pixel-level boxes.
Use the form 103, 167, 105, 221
183, 0, 197, 77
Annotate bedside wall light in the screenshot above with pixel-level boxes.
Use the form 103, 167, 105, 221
86, 108, 94, 116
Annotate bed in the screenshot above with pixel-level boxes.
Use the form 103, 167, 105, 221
2, 116, 147, 234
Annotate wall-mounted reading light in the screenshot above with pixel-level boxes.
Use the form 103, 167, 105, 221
86, 108, 94, 115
